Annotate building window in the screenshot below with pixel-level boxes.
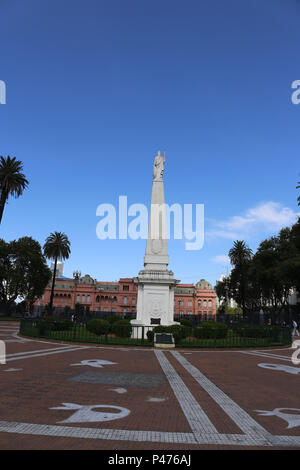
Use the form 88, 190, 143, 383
76, 295, 80, 303
123, 285, 129, 291
188, 300, 193, 306
96, 296, 100, 302
123, 296, 127, 305
203, 300, 207, 308
113, 296, 117, 303
87, 295, 90, 303
198, 300, 201, 307
105, 296, 108, 304
132, 298, 136, 305
82, 295, 85, 304
208, 300, 212, 308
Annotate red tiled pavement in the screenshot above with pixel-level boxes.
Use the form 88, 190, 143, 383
0, 323, 299, 450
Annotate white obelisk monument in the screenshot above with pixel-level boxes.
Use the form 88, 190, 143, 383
131, 151, 179, 328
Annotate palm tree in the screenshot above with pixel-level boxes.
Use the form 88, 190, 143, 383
43, 232, 71, 315
229, 240, 253, 267
228, 240, 253, 317
0, 156, 29, 224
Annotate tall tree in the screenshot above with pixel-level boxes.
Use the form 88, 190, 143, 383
228, 240, 253, 316
249, 228, 299, 323
43, 232, 71, 314
297, 175, 300, 206
0, 156, 29, 224
0, 237, 52, 315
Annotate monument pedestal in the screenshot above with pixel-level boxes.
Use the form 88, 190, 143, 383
131, 269, 179, 328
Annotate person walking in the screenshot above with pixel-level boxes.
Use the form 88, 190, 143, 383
292, 320, 299, 337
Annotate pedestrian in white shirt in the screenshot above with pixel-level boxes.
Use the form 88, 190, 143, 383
292, 320, 299, 336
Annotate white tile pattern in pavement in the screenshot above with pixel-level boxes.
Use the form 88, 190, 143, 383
1, 339, 300, 447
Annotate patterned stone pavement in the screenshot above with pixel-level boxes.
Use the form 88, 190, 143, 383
0, 322, 300, 450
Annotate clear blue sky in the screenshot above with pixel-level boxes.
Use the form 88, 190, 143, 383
0, 0, 299, 286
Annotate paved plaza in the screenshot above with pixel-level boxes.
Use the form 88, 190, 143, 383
0, 322, 300, 450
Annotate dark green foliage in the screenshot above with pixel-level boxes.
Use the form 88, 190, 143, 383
234, 325, 282, 339
86, 318, 109, 336
0, 237, 52, 311
194, 321, 228, 339
179, 319, 193, 327
146, 330, 155, 342
0, 156, 29, 224
111, 319, 132, 338
36, 318, 73, 335
107, 315, 122, 324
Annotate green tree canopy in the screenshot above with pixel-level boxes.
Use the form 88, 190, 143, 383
0, 237, 52, 313
0, 156, 29, 224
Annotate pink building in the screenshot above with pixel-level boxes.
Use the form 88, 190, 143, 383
35, 275, 216, 320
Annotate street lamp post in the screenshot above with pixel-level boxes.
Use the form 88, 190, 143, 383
73, 270, 81, 317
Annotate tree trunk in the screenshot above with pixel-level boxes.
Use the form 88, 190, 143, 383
0, 190, 8, 224
49, 257, 57, 315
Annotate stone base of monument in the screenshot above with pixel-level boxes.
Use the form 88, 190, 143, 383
154, 333, 175, 349
130, 322, 179, 340
131, 269, 180, 335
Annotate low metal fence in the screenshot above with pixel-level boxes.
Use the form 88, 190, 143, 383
19, 319, 292, 348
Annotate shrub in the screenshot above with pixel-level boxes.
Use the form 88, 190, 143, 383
111, 319, 132, 338
35, 318, 73, 334
234, 325, 282, 339
36, 319, 50, 336
194, 321, 228, 339
107, 315, 122, 325
146, 330, 154, 342
179, 319, 193, 327
86, 319, 109, 336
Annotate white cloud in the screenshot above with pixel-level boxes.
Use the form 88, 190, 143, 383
206, 201, 300, 240
211, 255, 230, 264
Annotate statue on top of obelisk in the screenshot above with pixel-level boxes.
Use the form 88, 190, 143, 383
153, 151, 165, 181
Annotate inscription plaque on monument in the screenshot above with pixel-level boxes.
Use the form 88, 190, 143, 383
155, 333, 173, 344
154, 332, 175, 349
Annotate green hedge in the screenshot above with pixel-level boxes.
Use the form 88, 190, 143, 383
86, 319, 109, 336
111, 319, 132, 338
194, 322, 228, 339
179, 319, 193, 327
36, 318, 73, 335
234, 325, 283, 339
